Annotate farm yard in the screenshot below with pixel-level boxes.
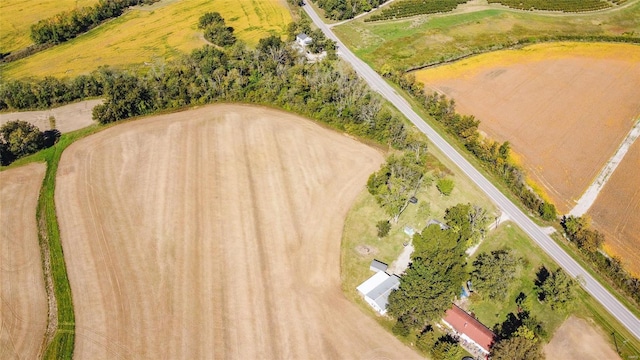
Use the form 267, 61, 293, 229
0, 163, 48, 360
0, 100, 102, 133
414, 42, 640, 213
54, 104, 421, 359
1, 0, 291, 79
589, 138, 640, 276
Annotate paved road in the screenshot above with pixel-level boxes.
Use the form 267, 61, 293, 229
301, 3, 640, 341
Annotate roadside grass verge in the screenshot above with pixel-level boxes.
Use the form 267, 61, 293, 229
1, 0, 291, 79
0, 0, 99, 54
333, 2, 640, 70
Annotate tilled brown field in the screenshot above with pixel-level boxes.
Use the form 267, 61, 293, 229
589, 139, 640, 276
0, 99, 101, 133
415, 43, 640, 213
56, 104, 420, 359
0, 163, 47, 359
544, 316, 619, 360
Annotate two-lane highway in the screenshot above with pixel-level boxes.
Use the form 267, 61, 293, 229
301, 3, 640, 340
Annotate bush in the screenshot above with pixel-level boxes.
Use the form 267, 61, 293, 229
376, 220, 391, 237
0, 120, 45, 162
538, 202, 557, 221
436, 178, 454, 196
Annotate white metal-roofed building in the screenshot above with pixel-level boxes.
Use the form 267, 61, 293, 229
356, 272, 400, 315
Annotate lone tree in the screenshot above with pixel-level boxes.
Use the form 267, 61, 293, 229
471, 249, 519, 300
537, 267, 576, 309
0, 120, 44, 163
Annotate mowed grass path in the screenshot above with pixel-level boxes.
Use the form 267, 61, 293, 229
0, 0, 99, 54
1, 0, 291, 79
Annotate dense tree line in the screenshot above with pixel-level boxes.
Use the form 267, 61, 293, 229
387, 71, 557, 221
0, 75, 102, 111
30, 0, 159, 45
562, 216, 640, 305
487, 0, 610, 12
315, 0, 388, 20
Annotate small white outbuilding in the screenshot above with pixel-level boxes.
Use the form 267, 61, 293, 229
296, 33, 313, 47
356, 271, 400, 315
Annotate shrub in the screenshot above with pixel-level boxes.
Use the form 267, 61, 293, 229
376, 219, 391, 237
436, 178, 454, 196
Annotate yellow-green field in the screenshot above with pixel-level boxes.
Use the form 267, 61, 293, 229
1, 0, 291, 79
0, 0, 99, 54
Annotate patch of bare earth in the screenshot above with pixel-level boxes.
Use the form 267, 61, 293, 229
0, 163, 48, 359
0, 99, 101, 133
56, 104, 421, 359
589, 139, 640, 276
544, 316, 619, 360
421, 57, 640, 213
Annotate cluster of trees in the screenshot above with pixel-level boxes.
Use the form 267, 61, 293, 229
387, 71, 558, 221
535, 266, 577, 310
0, 120, 59, 166
315, 0, 388, 20
30, 0, 159, 45
388, 203, 488, 332
561, 216, 640, 305
367, 150, 428, 222
487, 0, 610, 12
366, 0, 468, 22
471, 249, 520, 301
198, 12, 236, 47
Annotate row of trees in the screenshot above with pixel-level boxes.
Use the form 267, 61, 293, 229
562, 215, 640, 305
314, 0, 388, 20
387, 71, 558, 222
30, 0, 159, 45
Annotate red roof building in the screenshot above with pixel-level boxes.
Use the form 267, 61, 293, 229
442, 304, 496, 355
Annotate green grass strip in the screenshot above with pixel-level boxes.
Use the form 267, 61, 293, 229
9, 125, 101, 359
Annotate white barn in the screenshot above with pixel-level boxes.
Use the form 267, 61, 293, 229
356, 272, 400, 315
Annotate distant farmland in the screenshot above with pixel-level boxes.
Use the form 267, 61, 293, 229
1, 0, 291, 79
414, 42, 640, 213
0, 0, 99, 53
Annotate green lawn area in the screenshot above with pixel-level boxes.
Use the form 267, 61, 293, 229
468, 223, 640, 358
333, 1, 640, 70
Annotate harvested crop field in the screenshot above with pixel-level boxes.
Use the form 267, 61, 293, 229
0, 163, 47, 359
0, 100, 101, 133
55, 104, 420, 359
544, 316, 619, 360
415, 42, 640, 213
589, 138, 640, 276
2, 0, 291, 79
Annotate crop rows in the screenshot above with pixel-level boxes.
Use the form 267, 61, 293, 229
487, 0, 611, 12
365, 0, 469, 22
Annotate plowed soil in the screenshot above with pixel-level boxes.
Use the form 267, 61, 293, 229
0, 99, 101, 133
415, 42, 640, 213
544, 316, 619, 360
589, 139, 640, 276
0, 163, 47, 359
55, 105, 420, 359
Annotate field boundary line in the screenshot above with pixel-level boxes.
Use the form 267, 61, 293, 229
570, 117, 640, 217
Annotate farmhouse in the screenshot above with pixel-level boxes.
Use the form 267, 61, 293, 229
442, 304, 495, 355
296, 33, 313, 47
356, 271, 400, 315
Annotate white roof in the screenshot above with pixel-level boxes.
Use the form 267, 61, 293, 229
357, 271, 389, 295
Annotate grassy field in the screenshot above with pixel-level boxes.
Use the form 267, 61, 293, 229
0, 0, 99, 54
333, 1, 640, 70
1, 0, 291, 79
